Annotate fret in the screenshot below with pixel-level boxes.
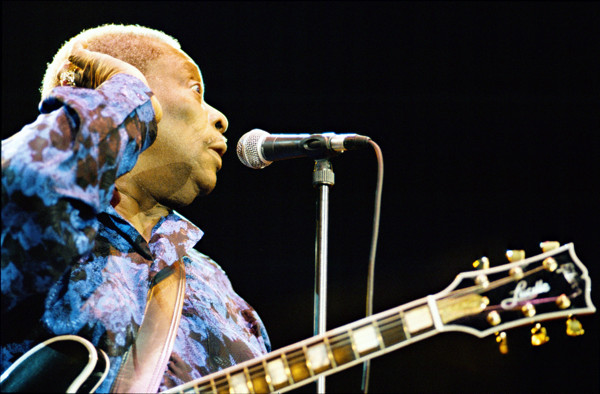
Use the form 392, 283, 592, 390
247, 363, 269, 394
301, 345, 315, 377
371, 319, 386, 350
347, 327, 361, 360
286, 348, 310, 382
398, 309, 410, 340
279, 352, 294, 386
427, 295, 443, 331
329, 332, 355, 365
209, 375, 218, 394
322, 336, 338, 369
260, 359, 276, 393
242, 367, 254, 394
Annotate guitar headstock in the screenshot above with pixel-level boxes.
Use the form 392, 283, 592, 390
434, 242, 595, 345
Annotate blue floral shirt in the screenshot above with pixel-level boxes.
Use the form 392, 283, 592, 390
1, 74, 270, 392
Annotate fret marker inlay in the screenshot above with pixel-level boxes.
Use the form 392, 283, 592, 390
352, 325, 379, 353
229, 372, 249, 393
307, 343, 330, 370
266, 358, 287, 386
405, 306, 433, 333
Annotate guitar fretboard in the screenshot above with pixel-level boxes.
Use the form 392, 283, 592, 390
168, 297, 445, 394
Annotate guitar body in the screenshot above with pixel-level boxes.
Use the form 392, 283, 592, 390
0, 335, 109, 393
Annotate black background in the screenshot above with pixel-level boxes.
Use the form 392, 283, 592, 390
2, 2, 598, 393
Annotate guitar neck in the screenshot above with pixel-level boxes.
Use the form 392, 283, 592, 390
165, 243, 595, 393
166, 294, 474, 393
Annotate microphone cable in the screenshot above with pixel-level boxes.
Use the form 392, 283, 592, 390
361, 140, 384, 394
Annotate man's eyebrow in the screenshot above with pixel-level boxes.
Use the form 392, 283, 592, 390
186, 66, 205, 95
184, 62, 203, 85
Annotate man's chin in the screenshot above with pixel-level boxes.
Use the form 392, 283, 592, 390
163, 182, 214, 208
197, 174, 217, 196
190, 178, 218, 201
195, 183, 216, 199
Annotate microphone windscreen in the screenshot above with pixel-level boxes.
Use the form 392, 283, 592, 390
236, 129, 271, 169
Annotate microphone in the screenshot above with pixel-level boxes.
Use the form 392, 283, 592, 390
236, 129, 371, 169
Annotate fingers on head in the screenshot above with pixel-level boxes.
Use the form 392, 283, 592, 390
67, 54, 87, 69
70, 39, 89, 54
67, 40, 91, 68
56, 40, 93, 88
58, 62, 83, 87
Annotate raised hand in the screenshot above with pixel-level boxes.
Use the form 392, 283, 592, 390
58, 40, 162, 122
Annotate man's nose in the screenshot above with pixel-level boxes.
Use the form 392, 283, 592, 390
208, 103, 228, 133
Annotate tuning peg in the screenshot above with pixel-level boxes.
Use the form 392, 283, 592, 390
566, 316, 585, 336
509, 266, 524, 280
472, 256, 490, 270
540, 241, 560, 252
506, 249, 525, 262
487, 310, 501, 326
543, 257, 558, 272
531, 323, 550, 346
556, 294, 571, 309
495, 332, 508, 354
521, 303, 536, 317
472, 257, 490, 287
475, 273, 489, 288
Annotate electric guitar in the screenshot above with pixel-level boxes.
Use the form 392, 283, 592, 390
1, 242, 595, 393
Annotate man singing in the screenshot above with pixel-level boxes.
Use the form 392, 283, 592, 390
1, 24, 270, 392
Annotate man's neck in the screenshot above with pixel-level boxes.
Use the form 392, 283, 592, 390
112, 188, 169, 242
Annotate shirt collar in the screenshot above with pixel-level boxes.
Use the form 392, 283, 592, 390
101, 204, 204, 266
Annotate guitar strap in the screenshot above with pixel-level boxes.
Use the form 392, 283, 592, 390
110, 258, 186, 393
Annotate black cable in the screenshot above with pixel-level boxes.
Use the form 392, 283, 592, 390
361, 140, 384, 393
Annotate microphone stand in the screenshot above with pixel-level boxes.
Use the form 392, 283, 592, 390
312, 159, 334, 394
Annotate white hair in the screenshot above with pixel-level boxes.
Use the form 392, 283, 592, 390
41, 24, 181, 98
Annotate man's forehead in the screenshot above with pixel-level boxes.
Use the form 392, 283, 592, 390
154, 44, 203, 81
182, 58, 203, 81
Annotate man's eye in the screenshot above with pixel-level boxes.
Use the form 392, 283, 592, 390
192, 85, 202, 94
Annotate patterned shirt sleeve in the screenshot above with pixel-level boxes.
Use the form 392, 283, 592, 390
1, 74, 157, 313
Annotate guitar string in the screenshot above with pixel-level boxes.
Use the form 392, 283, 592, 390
187, 264, 556, 392
436, 265, 546, 301
193, 316, 408, 392
193, 294, 480, 392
